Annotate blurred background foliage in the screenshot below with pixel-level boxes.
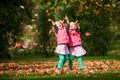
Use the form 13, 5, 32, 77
0, 0, 120, 59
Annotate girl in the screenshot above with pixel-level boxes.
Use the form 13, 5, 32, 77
48, 19, 69, 73
67, 20, 86, 70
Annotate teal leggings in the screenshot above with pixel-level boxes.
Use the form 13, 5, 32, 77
57, 54, 68, 69
69, 54, 84, 69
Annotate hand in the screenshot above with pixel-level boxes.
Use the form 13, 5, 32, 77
75, 20, 78, 24
48, 19, 53, 22
64, 15, 68, 20
59, 20, 64, 24
64, 15, 69, 23
48, 19, 55, 25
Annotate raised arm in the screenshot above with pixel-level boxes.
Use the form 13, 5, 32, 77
48, 19, 58, 33
75, 20, 78, 24
75, 20, 80, 29
64, 15, 69, 24
48, 19, 55, 26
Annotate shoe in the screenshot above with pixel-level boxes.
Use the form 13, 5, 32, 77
55, 68, 63, 74
80, 68, 84, 71
69, 68, 73, 71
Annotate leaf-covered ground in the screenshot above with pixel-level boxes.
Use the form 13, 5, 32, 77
0, 60, 120, 76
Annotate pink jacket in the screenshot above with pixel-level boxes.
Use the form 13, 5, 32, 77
55, 27, 69, 44
69, 29, 82, 46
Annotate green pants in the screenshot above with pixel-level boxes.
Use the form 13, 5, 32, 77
68, 54, 74, 69
69, 54, 84, 69
57, 54, 68, 69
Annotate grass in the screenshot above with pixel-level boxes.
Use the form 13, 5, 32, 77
0, 73, 120, 80
0, 55, 58, 63
0, 55, 120, 80
83, 55, 120, 61
0, 55, 120, 63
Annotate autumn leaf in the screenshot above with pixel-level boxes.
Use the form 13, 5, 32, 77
0, 60, 120, 76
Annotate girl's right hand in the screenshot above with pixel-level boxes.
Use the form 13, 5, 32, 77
48, 19, 55, 25
48, 19, 52, 22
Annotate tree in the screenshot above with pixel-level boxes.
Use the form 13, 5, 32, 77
0, 0, 33, 58
33, 0, 117, 56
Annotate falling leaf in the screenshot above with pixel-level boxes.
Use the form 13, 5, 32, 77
20, 5, 25, 9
